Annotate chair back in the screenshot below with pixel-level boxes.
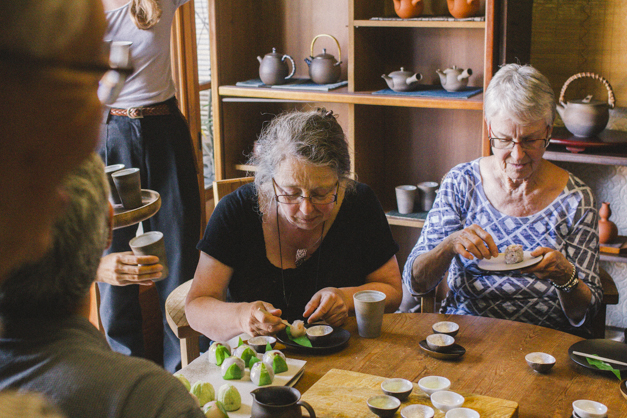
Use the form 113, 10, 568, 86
213, 177, 254, 204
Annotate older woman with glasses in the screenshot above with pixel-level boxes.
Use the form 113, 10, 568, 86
186, 108, 402, 341
403, 64, 602, 337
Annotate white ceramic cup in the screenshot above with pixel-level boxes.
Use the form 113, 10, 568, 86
129, 231, 168, 281
109, 41, 133, 68
572, 400, 608, 418
353, 290, 386, 338
395, 185, 417, 214
417, 181, 439, 211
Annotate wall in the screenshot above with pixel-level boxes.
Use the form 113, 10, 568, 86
531, 0, 627, 328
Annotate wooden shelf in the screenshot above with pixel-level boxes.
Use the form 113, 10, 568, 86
219, 86, 484, 110
353, 19, 485, 29
544, 129, 627, 166
386, 211, 427, 228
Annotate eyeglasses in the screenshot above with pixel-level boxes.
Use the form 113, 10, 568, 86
488, 126, 550, 150
272, 178, 339, 206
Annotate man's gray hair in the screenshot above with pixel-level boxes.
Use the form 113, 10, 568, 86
248, 108, 352, 214
484, 63, 556, 127
0, 154, 109, 320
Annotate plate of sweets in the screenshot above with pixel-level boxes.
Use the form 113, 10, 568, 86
477, 244, 543, 272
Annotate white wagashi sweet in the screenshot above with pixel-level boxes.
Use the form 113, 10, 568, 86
208, 342, 231, 366
262, 350, 288, 374
290, 320, 306, 338
250, 361, 275, 386
504, 244, 524, 264
220, 356, 245, 380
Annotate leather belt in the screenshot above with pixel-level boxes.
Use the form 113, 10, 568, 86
109, 103, 171, 119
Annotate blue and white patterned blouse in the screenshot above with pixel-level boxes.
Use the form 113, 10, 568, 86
402, 158, 602, 337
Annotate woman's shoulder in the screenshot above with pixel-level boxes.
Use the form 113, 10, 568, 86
441, 158, 481, 188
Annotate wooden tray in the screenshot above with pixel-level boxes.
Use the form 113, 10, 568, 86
301, 369, 518, 417
112, 189, 161, 230
600, 236, 627, 255
550, 128, 627, 153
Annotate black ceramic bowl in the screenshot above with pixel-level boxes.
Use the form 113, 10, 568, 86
248, 336, 277, 353
367, 395, 401, 418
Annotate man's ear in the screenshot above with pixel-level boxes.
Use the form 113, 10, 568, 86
106, 201, 114, 249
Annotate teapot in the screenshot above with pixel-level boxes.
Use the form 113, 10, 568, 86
447, 0, 481, 19
393, 0, 424, 19
436, 65, 472, 92
382, 67, 423, 92
250, 386, 316, 418
257, 48, 296, 86
556, 72, 615, 137
304, 34, 342, 85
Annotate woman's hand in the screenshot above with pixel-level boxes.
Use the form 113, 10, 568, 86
96, 251, 162, 286
448, 224, 499, 260
522, 247, 573, 285
240, 302, 286, 337
303, 287, 349, 326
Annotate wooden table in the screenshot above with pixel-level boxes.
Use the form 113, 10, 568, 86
285, 313, 626, 418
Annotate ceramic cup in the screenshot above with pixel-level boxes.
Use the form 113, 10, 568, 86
395, 185, 417, 214
417, 181, 439, 211
572, 400, 608, 418
104, 164, 125, 205
112, 168, 142, 209
353, 290, 387, 338
109, 41, 133, 68
129, 231, 168, 281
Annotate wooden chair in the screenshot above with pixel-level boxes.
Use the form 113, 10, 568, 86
164, 177, 254, 367
419, 267, 618, 339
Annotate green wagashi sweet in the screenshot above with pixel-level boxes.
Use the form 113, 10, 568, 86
220, 356, 245, 380
217, 383, 241, 411
191, 381, 215, 406
203, 400, 229, 418
174, 374, 191, 391
208, 342, 231, 366
262, 350, 288, 374
250, 362, 275, 386
233, 344, 257, 367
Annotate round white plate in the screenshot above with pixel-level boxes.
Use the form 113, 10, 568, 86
476, 251, 543, 272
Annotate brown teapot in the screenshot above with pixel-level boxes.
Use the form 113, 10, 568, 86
447, 0, 480, 19
393, 0, 424, 19
250, 386, 315, 418
257, 48, 296, 86
304, 34, 342, 85
556, 72, 615, 137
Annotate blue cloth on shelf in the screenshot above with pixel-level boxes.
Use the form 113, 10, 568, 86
235, 78, 348, 91
373, 85, 483, 99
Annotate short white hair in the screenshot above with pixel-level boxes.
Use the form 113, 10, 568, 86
484, 64, 556, 127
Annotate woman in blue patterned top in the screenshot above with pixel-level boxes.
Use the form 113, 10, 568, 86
403, 64, 602, 337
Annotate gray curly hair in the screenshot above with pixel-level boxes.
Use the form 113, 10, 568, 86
484, 63, 556, 127
248, 108, 353, 214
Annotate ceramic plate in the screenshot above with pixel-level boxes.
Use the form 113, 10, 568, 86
276, 325, 350, 353
418, 339, 466, 360
569, 339, 627, 372
476, 252, 543, 272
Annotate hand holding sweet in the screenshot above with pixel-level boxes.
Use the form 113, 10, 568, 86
303, 287, 348, 326
242, 302, 285, 336
448, 224, 499, 261
96, 251, 162, 286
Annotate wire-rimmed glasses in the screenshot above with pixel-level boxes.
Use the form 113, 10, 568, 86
488, 125, 551, 150
272, 178, 339, 206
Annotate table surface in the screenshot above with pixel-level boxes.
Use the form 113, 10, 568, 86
283, 313, 626, 418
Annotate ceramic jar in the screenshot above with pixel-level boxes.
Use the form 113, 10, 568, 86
447, 0, 480, 19
599, 202, 619, 244
393, 0, 424, 19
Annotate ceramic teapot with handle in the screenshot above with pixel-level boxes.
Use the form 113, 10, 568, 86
304, 34, 342, 85
250, 386, 315, 418
447, 0, 481, 19
393, 0, 424, 19
436, 65, 472, 92
382, 67, 423, 92
556, 72, 615, 137
257, 48, 296, 86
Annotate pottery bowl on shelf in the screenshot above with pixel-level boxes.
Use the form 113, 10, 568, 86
366, 395, 401, 418
445, 407, 480, 418
430, 391, 465, 412
572, 400, 608, 418
248, 336, 276, 353
418, 376, 451, 395
432, 321, 459, 337
305, 325, 333, 342
381, 378, 413, 401
401, 404, 435, 418
426, 334, 455, 351
525, 352, 556, 373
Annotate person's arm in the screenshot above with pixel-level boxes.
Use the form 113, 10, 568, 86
185, 252, 285, 342
96, 252, 162, 286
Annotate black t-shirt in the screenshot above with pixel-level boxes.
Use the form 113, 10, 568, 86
197, 182, 399, 321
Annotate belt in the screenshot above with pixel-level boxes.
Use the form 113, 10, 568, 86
109, 103, 172, 118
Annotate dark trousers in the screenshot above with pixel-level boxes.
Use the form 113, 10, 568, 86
98, 98, 201, 372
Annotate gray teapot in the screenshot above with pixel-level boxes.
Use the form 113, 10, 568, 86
304, 34, 342, 85
556, 72, 615, 137
257, 48, 296, 86
250, 386, 315, 418
436, 65, 472, 92
382, 67, 423, 92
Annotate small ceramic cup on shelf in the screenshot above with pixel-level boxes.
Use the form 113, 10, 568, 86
417, 181, 439, 211
395, 185, 417, 214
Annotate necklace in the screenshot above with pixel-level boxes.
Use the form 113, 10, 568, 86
295, 223, 325, 267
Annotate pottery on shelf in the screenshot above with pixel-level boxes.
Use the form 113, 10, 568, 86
598, 202, 619, 244
393, 0, 424, 19
304, 34, 342, 85
436, 65, 472, 92
257, 48, 296, 86
447, 0, 480, 19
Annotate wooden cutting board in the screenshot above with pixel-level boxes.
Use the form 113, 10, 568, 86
301, 369, 518, 418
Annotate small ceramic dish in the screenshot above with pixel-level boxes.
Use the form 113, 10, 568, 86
432, 321, 459, 337
401, 404, 435, 418
430, 391, 465, 412
418, 376, 451, 395
572, 400, 608, 418
419, 340, 466, 360
305, 325, 333, 342
381, 378, 413, 401
426, 334, 455, 352
366, 395, 401, 418
445, 407, 480, 418
525, 352, 556, 373
248, 336, 276, 353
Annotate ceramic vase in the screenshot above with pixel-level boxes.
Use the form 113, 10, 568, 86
393, 0, 424, 19
598, 202, 619, 244
447, 0, 480, 19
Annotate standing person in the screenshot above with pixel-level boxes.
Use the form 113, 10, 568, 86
98, 0, 201, 372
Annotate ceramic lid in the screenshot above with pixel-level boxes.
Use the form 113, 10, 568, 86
388, 67, 414, 77
264, 47, 283, 58
312, 48, 337, 61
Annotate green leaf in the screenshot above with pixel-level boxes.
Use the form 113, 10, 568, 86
286, 326, 312, 347
223, 363, 243, 380
237, 337, 244, 347
272, 354, 289, 374
586, 355, 622, 380
215, 346, 230, 366
247, 355, 261, 368
265, 342, 272, 352
258, 363, 273, 386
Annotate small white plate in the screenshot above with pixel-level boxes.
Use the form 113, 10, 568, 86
476, 251, 543, 272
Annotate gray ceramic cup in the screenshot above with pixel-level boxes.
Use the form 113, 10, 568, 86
129, 231, 168, 281
417, 181, 439, 212
104, 164, 125, 205
112, 168, 142, 209
395, 185, 417, 214
353, 290, 387, 338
